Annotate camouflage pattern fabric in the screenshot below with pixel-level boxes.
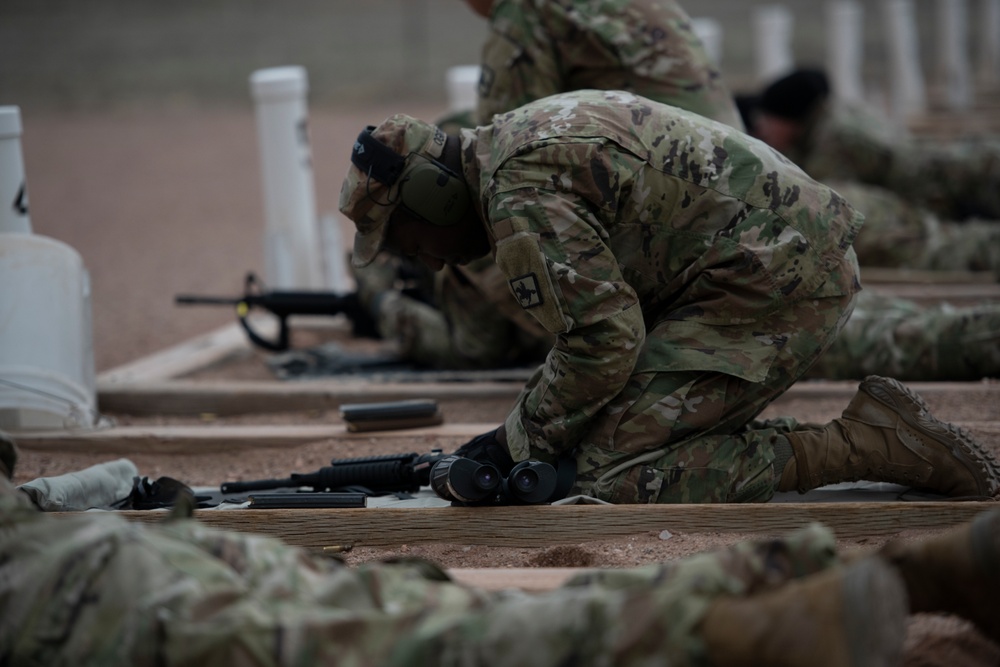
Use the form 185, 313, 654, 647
0, 473, 839, 666
808, 290, 1000, 382
450, 90, 863, 503
828, 180, 1000, 273
792, 100, 1000, 221
475, 0, 744, 131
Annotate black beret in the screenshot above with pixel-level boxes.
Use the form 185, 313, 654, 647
759, 69, 831, 121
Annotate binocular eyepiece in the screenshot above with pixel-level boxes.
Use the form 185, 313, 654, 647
430, 455, 559, 505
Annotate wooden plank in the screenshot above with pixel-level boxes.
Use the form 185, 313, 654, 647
96, 379, 999, 417
861, 267, 998, 285
13, 423, 499, 454
12, 420, 996, 455
110, 502, 996, 547
97, 321, 261, 385
866, 282, 1000, 307
96, 379, 526, 415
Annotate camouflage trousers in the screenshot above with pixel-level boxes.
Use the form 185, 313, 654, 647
0, 477, 839, 667
808, 290, 1000, 381
562, 282, 858, 505
831, 180, 1000, 273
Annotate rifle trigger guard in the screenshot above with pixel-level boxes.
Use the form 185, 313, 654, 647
238, 307, 290, 352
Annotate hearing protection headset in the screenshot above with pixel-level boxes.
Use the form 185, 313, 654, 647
351, 125, 471, 226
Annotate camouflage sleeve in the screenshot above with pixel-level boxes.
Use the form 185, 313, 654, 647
486, 186, 645, 461
476, 0, 563, 125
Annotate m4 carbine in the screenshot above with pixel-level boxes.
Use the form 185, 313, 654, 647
220, 451, 448, 495
175, 272, 378, 352
220, 450, 563, 505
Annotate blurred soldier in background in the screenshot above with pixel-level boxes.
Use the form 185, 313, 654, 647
744, 68, 1000, 222
456, 0, 742, 129
3, 436, 999, 667
736, 69, 1000, 275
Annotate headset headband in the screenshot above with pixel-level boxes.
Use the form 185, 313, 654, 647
351, 126, 407, 185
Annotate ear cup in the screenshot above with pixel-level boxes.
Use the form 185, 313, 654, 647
399, 158, 471, 227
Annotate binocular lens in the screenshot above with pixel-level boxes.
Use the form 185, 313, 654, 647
504, 461, 557, 504
474, 466, 498, 488
511, 468, 539, 493
430, 455, 502, 503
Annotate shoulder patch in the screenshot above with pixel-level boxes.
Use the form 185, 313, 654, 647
510, 273, 543, 308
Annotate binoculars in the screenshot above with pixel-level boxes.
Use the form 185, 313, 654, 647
429, 455, 558, 505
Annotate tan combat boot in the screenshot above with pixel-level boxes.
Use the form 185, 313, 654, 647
699, 557, 908, 667
779, 375, 1000, 499
879, 506, 1000, 644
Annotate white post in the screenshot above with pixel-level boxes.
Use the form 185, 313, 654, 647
754, 5, 795, 85
446, 65, 482, 115
936, 0, 973, 110
826, 0, 866, 103
249, 66, 324, 290
979, 0, 1000, 87
882, 0, 927, 124
0, 107, 32, 234
691, 18, 724, 68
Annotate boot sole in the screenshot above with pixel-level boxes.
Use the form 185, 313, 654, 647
860, 375, 1000, 499
842, 558, 907, 667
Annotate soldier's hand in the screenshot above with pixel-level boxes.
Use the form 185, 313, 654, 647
454, 428, 516, 475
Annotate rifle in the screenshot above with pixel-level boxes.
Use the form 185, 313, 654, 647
220, 451, 450, 496
220, 449, 567, 506
175, 272, 379, 352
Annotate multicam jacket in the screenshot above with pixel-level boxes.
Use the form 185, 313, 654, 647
460, 90, 863, 461
476, 0, 744, 130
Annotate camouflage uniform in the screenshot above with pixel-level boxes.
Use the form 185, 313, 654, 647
808, 291, 1000, 382
443, 90, 861, 504
473, 0, 744, 130
0, 471, 840, 667
830, 181, 1000, 273
790, 100, 1000, 221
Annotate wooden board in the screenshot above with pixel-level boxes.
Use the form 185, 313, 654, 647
12, 423, 500, 453
94, 378, 1000, 417
107, 502, 995, 547
13, 420, 997, 455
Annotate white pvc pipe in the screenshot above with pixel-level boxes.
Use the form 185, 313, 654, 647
249, 66, 324, 290
0, 106, 32, 234
691, 17, 724, 68
936, 0, 973, 110
979, 0, 1000, 86
882, 0, 927, 123
753, 5, 795, 85
446, 65, 481, 114
825, 0, 865, 103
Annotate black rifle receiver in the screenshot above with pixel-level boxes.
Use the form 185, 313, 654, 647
220, 451, 448, 495
175, 272, 379, 352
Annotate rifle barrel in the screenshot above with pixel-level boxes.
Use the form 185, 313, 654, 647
176, 295, 243, 305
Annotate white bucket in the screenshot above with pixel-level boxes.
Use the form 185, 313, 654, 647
0, 234, 97, 431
